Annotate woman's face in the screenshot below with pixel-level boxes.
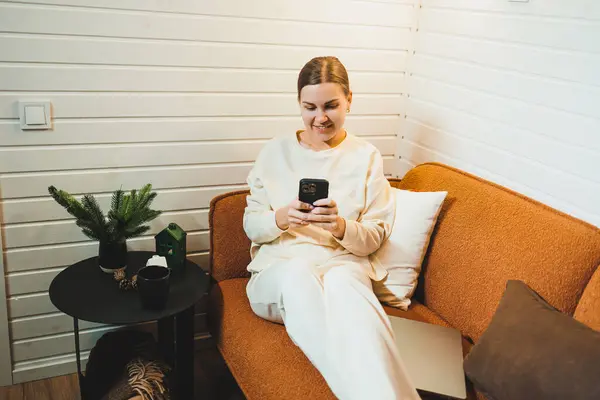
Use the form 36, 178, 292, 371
299, 82, 352, 143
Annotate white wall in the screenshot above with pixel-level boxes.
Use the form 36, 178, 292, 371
400, 0, 600, 227
0, 0, 413, 383
0, 226, 11, 386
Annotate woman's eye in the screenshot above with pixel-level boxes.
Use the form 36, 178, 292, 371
305, 106, 316, 111
326, 104, 339, 109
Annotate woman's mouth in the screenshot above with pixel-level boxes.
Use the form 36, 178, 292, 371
313, 124, 333, 133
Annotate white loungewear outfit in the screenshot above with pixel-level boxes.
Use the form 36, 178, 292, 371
243, 132, 421, 400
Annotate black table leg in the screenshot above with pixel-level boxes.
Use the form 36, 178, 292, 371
158, 315, 175, 365
175, 305, 195, 399
73, 317, 85, 400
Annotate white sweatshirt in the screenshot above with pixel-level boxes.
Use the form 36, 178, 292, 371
243, 132, 395, 281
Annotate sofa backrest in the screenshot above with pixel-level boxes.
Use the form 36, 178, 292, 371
209, 190, 252, 282
396, 163, 600, 343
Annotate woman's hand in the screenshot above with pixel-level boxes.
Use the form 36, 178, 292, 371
308, 198, 346, 239
275, 198, 314, 230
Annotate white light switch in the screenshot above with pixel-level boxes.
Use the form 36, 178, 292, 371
19, 101, 52, 130
25, 105, 47, 125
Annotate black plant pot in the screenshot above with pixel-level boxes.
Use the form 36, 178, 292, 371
98, 240, 128, 273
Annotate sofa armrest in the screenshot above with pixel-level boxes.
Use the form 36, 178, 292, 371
209, 190, 252, 282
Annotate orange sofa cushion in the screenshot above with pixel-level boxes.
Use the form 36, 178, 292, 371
396, 163, 600, 343
207, 278, 477, 400
209, 190, 252, 282
574, 266, 600, 331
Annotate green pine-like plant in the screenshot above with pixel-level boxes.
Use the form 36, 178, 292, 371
48, 184, 162, 244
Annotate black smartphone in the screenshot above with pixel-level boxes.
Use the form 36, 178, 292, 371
298, 178, 329, 206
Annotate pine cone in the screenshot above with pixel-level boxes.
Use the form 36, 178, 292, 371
119, 279, 132, 290
131, 275, 138, 289
114, 269, 126, 282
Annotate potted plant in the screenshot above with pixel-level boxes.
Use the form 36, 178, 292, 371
48, 184, 162, 273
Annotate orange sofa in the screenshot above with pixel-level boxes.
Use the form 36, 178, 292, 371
207, 162, 600, 400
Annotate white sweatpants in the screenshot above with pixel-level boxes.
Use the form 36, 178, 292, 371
246, 257, 421, 400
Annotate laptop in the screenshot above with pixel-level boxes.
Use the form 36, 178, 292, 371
389, 316, 467, 399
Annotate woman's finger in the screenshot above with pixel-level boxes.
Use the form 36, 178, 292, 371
312, 198, 336, 208
311, 206, 338, 215
289, 218, 308, 227
291, 199, 314, 212
312, 222, 335, 231
288, 208, 311, 222
305, 213, 337, 223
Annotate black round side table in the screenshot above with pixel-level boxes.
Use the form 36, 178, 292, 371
49, 251, 209, 400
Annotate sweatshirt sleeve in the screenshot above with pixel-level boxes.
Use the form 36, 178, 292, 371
335, 150, 395, 257
243, 153, 286, 245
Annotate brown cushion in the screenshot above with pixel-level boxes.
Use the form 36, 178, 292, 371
208, 277, 478, 400
464, 280, 600, 400
574, 267, 600, 331
397, 163, 600, 343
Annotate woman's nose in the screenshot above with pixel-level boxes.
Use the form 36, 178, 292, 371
316, 110, 328, 123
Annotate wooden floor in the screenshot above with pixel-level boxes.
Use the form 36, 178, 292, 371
0, 340, 245, 400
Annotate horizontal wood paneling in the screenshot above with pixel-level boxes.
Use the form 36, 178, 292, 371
404, 0, 600, 227
3, 186, 238, 229
4, 0, 414, 28
12, 326, 122, 362
10, 313, 105, 341
402, 119, 599, 215
0, 65, 404, 94
12, 333, 211, 384
7, 270, 63, 298
0, 142, 264, 174
0, 166, 251, 199
0, 93, 403, 119
0, 4, 409, 50
409, 76, 600, 152
4, 232, 210, 273
406, 98, 600, 185
412, 54, 600, 119
399, 136, 600, 228
12, 350, 91, 384
4, 209, 209, 249
0, 137, 395, 174
1, 155, 396, 202
415, 32, 600, 86
0, 35, 407, 72
2, 186, 244, 224
11, 313, 206, 362
419, 8, 600, 53
0, 116, 401, 146
8, 293, 57, 318
396, 157, 416, 177
421, 0, 600, 20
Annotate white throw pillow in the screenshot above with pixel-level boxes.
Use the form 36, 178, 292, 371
371, 188, 448, 310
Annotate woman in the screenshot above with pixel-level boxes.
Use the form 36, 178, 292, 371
243, 56, 420, 400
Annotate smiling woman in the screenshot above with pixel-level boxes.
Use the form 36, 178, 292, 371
240, 57, 421, 400
297, 56, 353, 150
